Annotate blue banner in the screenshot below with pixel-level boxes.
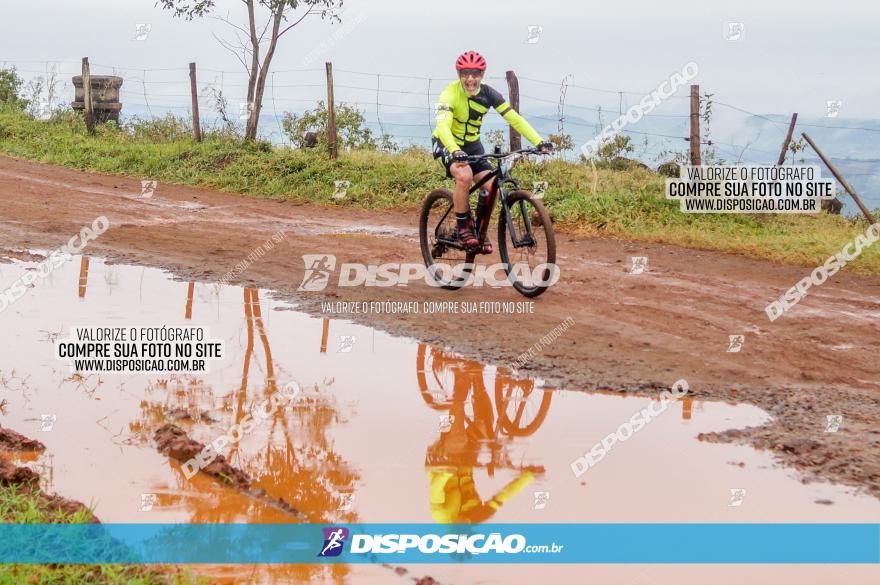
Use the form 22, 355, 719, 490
0, 524, 877, 564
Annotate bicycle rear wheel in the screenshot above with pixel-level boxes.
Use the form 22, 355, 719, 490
419, 188, 476, 290
497, 190, 557, 298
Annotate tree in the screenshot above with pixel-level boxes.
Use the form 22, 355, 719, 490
596, 134, 633, 161
787, 137, 807, 165
158, 0, 344, 141
548, 132, 573, 156
281, 100, 390, 150
0, 69, 27, 111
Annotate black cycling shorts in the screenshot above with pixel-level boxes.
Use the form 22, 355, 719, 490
432, 138, 493, 178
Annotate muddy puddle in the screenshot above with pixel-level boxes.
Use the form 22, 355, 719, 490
0, 254, 878, 584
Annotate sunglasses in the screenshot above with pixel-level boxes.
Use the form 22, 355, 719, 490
459, 69, 484, 79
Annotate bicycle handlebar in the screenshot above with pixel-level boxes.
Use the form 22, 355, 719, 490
463, 147, 548, 163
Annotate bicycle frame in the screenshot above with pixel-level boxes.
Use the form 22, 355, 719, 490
433, 150, 539, 250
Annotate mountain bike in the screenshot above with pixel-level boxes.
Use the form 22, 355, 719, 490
416, 344, 553, 441
418, 147, 557, 298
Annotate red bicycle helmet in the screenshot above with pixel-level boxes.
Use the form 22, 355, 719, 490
455, 51, 487, 71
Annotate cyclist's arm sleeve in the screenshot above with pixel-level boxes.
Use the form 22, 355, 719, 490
487, 471, 535, 511
434, 85, 461, 153
487, 87, 543, 146
499, 105, 543, 145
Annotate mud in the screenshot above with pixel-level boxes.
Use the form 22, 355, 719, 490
0, 154, 878, 501
0, 249, 46, 263
164, 408, 218, 424
0, 430, 95, 521
153, 423, 251, 488
0, 426, 46, 452
699, 384, 880, 495
0, 455, 41, 486
152, 424, 301, 518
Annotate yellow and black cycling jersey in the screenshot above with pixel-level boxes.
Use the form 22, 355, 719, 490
428, 467, 535, 524
432, 80, 543, 153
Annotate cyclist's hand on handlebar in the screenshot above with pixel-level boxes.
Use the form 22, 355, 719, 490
451, 150, 469, 163
536, 141, 554, 154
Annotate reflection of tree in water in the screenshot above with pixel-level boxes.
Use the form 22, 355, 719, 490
129, 285, 359, 533
244, 385, 359, 524
64, 263, 359, 583
129, 375, 217, 443
226, 289, 359, 525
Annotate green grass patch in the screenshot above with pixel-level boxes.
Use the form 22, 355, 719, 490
0, 482, 203, 584
1, 108, 878, 275
0, 482, 95, 524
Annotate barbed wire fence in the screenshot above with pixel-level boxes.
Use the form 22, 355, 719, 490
3, 58, 880, 211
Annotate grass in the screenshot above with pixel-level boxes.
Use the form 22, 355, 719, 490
1, 107, 878, 275
0, 564, 202, 585
0, 482, 204, 584
0, 482, 95, 524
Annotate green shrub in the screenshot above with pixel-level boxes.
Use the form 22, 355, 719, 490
0, 69, 27, 111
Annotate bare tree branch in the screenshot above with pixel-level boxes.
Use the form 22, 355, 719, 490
210, 12, 251, 38
257, 11, 274, 43
277, 7, 312, 38
211, 31, 250, 73
158, 0, 344, 140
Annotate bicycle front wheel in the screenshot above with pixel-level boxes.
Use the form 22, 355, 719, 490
419, 188, 476, 290
497, 190, 557, 298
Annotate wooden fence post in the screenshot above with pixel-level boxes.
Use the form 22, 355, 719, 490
776, 113, 798, 165
320, 318, 329, 353
802, 132, 877, 225
82, 57, 95, 133
78, 256, 90, 298
185, 282, 195, 320
326, 62, 338, 159
506, 70, 521, 151
689, 84, 701, 165
189, 63, 202, 142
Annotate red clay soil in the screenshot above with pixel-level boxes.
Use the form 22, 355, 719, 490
0, 426, 45, 452
153, 423, 251, 489
0, 155, 878, 498
152, 424, 301, 517
0, 430, 96, 521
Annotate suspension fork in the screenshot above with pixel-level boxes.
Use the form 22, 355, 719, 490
494, 180, 536, 248
506, 196, 536, 247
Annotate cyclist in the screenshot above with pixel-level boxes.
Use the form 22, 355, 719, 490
422, 351, 536, 523
432, 50, 553, 253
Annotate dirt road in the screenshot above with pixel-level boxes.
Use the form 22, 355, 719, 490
0, 155, 878, 497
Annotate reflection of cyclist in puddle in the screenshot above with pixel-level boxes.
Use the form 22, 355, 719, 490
418, 344, 550, 523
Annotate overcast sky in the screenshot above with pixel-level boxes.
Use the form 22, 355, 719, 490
1, 0, 879, 119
